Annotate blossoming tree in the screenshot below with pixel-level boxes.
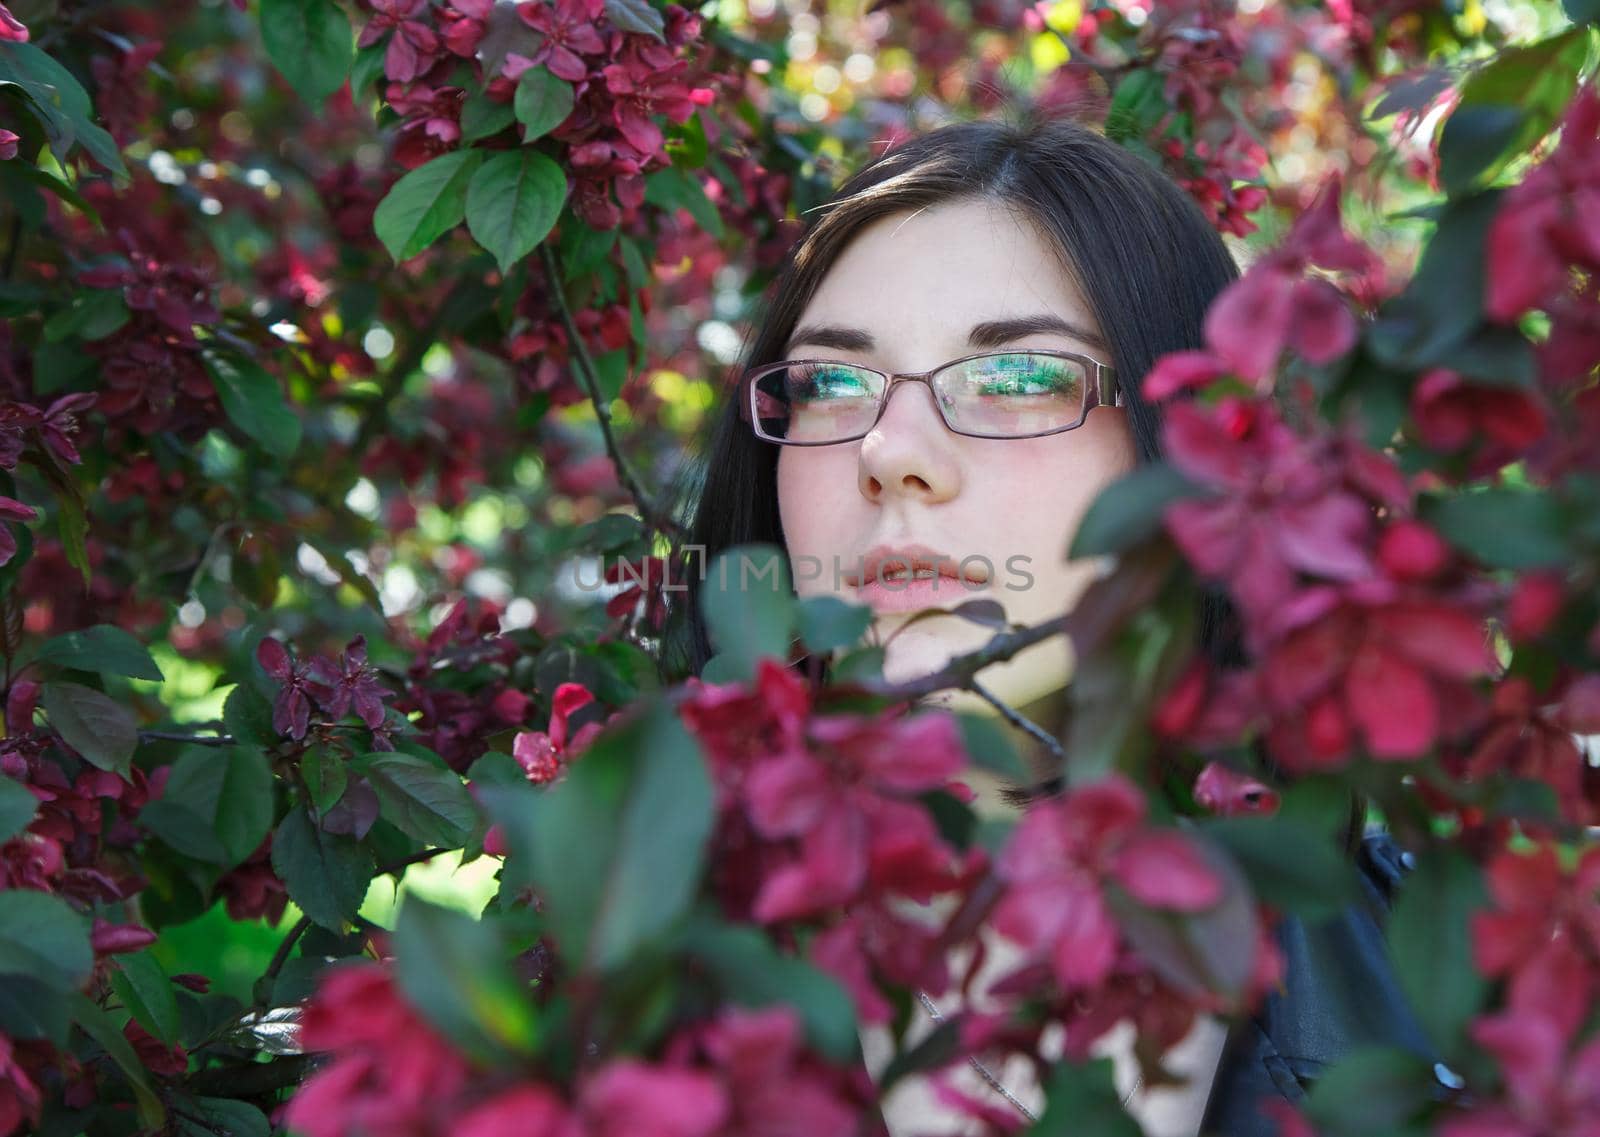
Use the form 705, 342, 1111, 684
0, 0, 1596, 1135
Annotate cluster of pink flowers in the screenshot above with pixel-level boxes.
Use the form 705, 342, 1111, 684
0, 678, 189, 1134
393, 598, 537, 773
1438, 843, 1600, 1137
286, 962, 874, 1137
0, 393, 94, 564
680, 660, 971, 1024
363, 0, 715, 228
257, 634, 396, 748
75, 215, 224, 440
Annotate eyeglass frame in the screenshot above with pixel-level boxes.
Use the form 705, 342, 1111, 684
736, 348, 1123, 446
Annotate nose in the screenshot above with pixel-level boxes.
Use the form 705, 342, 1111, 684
857, 378, 962, 504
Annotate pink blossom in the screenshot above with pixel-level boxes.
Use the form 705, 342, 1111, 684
1192, 761, 1280, 817
515, 0, 606, 83
0, 4, 26, 42
1439, 1009, 1600, 1137
1201, 174, 1379, 384
578, 1060, 727, 1137
450, 1085, 573, 1137
1162, 399, 1381, 624
287, 964, 472, 1137
1262, 586, 1496, 767
0, 130, 16, 161
0, 1033, 42, 1137
1485, 87, 1600, 321
359, 0, 442, 84
512, 683, 601, 784
993, 774, 1224, 992
1411, 368, 1548, 476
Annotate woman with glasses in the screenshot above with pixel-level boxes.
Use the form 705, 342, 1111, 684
665, 111, 1435, 1135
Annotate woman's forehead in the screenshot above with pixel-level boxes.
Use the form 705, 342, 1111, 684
796, 199, 1101, 358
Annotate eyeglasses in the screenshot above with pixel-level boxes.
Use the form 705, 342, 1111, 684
737, 350, 1121, 446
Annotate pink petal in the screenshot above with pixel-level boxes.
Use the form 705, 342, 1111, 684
1142, 350, 1231, 400
1111, 830, 1224, 911
1346, 644, 1437, 759
1378, 602, 1496, 679
1287, 279, 1358, 363
744, 753, 831, 837
1203, 265, 1297, 383
1048, 882, 1119, 990
1274, 493, 1373, 581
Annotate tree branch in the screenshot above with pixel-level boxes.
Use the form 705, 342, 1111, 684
538, 243, 681, 540
970, 677, 1065, 766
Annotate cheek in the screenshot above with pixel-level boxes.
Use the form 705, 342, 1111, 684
984, 417, 1137, 584
777, 449, 858, 580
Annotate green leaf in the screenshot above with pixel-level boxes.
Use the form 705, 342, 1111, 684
512, 66, 576, 141
1419, 488, 1571, 569
465, 150, 567, 274
701, 544, 795, 681
203, 350, 301, 459
0, 43, 128, 179
459, 91, 517, 142
0, 890, 92, 991
1367, 191, 1502, 370
1070, 463, 1197, 558
1200, 814, 1357, 922
69, 992, 166, 1129
302, 749, 349, 816
604, 0, 666, 40
224, 682, 279, 749
593, 347, 629, 402
1303, 1046, 1437, 1137
642, 166, 724, 238
259, 0, 354, 106
485, 701, 713, 972
954, 711, 1030, 784
0, 975, 70, 1045
0, 775, 39, 842
42, 290, 128, 344
139, 746, 275, 868
1438, 28, 1590, 196
1031, 1057, 1144, 1137
1386, 846, 1488, 1064
358, 751, 481, 849
392, 897, 540, 1062
349, 40, 387, 102
270, 807, 375, 931
374, 148, 485, 263
1105, 68, 1166, 143
796, 594, 873, 655
110, 951, 181, 1048
1566, 0, 1600, 24
41, 681, 137, 777
679, 917, 859, 1061
177, 1099, 271, 1137
35, 624, 163, 681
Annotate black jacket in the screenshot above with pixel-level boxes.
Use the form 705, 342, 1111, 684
1197, 830, 1440, 1136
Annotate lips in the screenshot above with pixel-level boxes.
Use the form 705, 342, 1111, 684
844, 543, 990, 588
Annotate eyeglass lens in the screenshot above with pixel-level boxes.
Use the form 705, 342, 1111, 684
750, 353, 1090, 443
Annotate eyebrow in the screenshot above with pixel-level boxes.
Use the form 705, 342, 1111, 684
784, 314, 1109, 356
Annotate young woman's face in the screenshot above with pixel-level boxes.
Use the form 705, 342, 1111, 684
776, 197, 1138, 709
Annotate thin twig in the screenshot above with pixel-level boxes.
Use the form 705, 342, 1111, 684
538, 243, 681, 539
261, 915, 313, 990
859, 615, 1067, 703
970, 676, 1065, 765
138, 729, 235, 746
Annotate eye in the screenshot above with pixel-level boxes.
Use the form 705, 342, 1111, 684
791, 364, 872, 402
974, 357, 1076, 396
